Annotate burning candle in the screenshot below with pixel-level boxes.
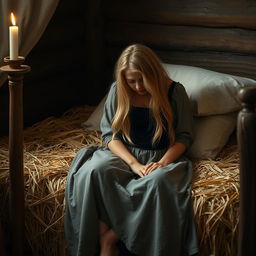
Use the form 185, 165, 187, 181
9, 12, 19, 60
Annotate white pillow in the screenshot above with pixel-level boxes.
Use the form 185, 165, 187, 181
81, 95, 106, 131
81, 64, 249, 159
187, 113, 237, 160
82, 96, 237, 160
163, 64, 256, 116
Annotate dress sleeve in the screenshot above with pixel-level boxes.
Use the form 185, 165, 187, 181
100, 82, 122, 145
170, 82, 194, 149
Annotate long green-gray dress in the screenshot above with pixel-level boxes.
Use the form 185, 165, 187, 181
64, 82, 198, 256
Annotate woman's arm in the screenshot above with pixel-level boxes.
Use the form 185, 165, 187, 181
158, 142, 186, 165
108, 140, 146, 177
143, 142, 186, 175
100, 83, 147, 177
144, 83, 193, 175
109, 139, 186, 177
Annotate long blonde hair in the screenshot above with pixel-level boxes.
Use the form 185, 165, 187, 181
112, 44, 175, 146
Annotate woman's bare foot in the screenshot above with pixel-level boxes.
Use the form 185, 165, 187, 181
99, 220, 110, 236
100, 228, 119, 256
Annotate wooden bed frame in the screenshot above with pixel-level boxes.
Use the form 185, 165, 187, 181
237, 87, 256, 255
0, 0, 256, 255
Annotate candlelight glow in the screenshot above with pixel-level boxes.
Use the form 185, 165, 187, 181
10, 12, 16, 26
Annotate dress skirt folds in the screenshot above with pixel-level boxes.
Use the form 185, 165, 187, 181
64, 144, 198, 256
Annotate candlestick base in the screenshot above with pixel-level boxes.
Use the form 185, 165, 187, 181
2, 56, 30, 71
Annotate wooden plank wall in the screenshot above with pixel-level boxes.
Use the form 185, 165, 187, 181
1, 0, 255, 136
101, 0, 256, 82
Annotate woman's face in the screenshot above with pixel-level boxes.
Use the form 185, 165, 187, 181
124, 70, 148, 96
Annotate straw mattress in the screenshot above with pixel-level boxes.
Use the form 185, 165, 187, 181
0, 105, 239, 256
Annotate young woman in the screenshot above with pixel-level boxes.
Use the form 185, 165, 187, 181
65, 44, 198, 256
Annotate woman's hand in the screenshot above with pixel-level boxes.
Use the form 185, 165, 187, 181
130, 161, 165, 177
107, 140, 162, 178
129, 162, 147, 178
143, 162, 164, 176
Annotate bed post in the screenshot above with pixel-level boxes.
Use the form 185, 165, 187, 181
237, 86, 256, 256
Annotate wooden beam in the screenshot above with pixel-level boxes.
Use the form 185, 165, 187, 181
105, 46, 256, 80
105, 22, 256, 55
103, 0, 256, 29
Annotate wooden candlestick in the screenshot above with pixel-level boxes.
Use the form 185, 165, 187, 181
0, 56, 30, 256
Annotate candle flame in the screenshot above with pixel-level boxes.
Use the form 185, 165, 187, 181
10, 12, 16, 26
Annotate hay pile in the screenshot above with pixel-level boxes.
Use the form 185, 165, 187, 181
0, 105, 239, 255
0, 105, 101, 255
192, 143, 239, 256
